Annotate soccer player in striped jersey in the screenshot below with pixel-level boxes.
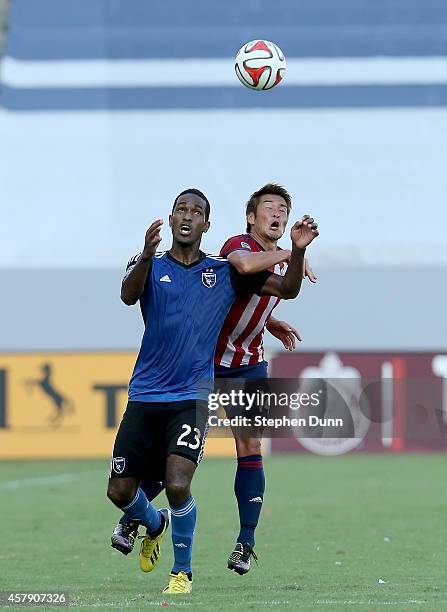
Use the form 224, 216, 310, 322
215, 183, 316, 575
107, 188, 319, 593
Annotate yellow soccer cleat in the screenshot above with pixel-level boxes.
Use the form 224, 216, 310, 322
162, 571, 193, 594
139, 508, 170, 573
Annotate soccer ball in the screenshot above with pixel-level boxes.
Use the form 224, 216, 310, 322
235, 40, 286, 91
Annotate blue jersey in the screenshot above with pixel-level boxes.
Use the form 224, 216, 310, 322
126, 251, 270, 402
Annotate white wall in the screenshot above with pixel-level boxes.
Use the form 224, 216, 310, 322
1, 107, 447, 267
0, 266, 445, 351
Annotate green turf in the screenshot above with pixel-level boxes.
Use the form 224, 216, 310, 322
1, 454, 446, 611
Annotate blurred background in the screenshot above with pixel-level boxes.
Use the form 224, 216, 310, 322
0, 0, 446, 459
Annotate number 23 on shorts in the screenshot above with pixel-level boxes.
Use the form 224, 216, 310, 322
177, 424, 201, 450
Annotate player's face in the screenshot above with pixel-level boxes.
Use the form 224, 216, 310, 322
169, 193, 210, 246
248, 195, 289, 241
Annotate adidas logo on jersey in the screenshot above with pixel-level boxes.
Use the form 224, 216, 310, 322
249, 497, 263, 503
159, 275, 172, 283
174, 543, 187, 548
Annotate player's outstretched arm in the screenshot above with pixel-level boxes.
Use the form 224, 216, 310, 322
266, 315, 302, 350
227, 249, 291, 274
304, 257, 318, 283
121, 219, 163, 305
259, 215, 319, 299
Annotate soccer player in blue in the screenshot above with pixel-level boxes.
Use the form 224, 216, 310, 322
107, 188, 319, 594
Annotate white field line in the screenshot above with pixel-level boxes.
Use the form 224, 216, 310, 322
3, 56, 447, 88
68, 603, 291, 608
67, 600, 447, 608
0, 470, 104, 490
315, 600, 438, 606
69, 603, 198, 608
69, 605, 197, 609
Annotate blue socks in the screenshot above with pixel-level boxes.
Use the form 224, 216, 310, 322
140, 479, 165, 504
119, 479, 165, 526
234, 455, 265, 547
170, 496, 196, 575
121, 487, 161, 534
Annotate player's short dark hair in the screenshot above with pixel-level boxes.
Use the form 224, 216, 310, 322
245, 183, 292, 232
172, 188, 211, 221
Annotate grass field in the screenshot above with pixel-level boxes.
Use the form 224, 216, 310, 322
1, 454, 446, 611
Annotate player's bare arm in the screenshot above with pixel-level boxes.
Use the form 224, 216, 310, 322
266, 315, 302, 350
121, 219, 163, 305
227, 248, 291, 274
259, 215, 319, 299
265, 255, 317, 348
304, 257, 317, 283
282, 256, 318, 283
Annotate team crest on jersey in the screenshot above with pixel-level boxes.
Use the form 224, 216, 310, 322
112, 457, 126, 474
202, 268, 216, 288
241, 242, 251, 249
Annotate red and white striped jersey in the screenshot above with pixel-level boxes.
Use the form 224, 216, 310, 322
214, 234, 287, 368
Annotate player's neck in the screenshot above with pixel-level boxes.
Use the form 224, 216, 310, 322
249, 230, 278, 252
169, 242, 203, 266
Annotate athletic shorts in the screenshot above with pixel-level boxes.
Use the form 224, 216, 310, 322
213, 362, 270, 435
110, 400, 209, 480
214, 361, 269, 381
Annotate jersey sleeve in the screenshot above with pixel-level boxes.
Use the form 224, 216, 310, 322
229, 265, 272, 297
123, 252, 142, 281
220, 236, 253, 258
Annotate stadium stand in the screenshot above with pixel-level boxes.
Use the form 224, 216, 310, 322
4, 0, 447, 58
0, 0, 446, 351
1, 0, 447, 109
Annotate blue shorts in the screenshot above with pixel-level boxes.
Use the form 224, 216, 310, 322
214, 361, 268, 380
213, 361, 269, 425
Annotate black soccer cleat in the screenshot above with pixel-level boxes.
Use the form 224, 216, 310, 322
227, 542, 258, 575
111, 520, 140, 555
